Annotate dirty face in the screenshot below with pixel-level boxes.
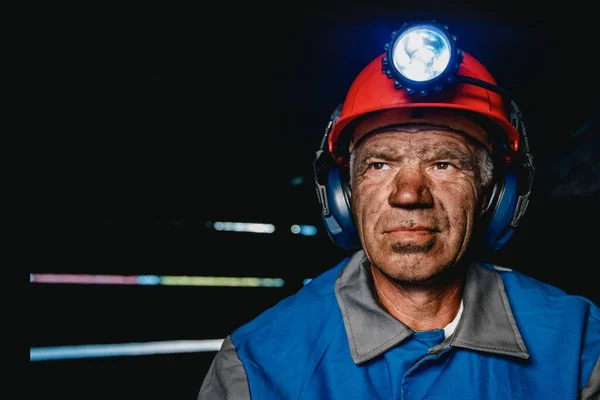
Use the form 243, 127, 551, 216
350, 126, 490, 283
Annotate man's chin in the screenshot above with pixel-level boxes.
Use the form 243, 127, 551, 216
390, 239, 435, 254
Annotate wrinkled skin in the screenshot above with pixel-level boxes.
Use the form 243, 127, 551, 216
350, 127, 488, 284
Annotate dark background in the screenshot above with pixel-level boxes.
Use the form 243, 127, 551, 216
31, 1, 599, 399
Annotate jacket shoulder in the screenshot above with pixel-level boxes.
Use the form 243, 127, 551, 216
483, 262, 595, 304
231, 256, 350, 343
483, 262, 600, 334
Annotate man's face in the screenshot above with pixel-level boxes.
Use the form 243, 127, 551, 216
350, 126, 488, 283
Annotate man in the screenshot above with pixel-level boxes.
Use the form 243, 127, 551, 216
199, 21, 600, 399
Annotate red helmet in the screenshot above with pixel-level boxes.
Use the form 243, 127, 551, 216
327, 51, 520, 164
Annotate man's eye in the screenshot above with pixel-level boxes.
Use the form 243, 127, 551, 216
369, 162, 388, 170
435, 162, 451, 170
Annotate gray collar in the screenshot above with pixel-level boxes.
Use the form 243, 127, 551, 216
335, 251, 530, 364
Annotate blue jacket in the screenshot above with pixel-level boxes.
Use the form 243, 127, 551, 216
199, 251, 600, 399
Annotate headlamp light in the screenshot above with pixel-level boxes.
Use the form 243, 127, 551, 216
382, 21, 463, 95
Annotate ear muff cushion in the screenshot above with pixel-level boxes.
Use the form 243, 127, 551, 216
322, 167, 360, 250
482, 170, 518, 251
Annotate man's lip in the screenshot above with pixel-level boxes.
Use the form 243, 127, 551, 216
384, 226, 439, 233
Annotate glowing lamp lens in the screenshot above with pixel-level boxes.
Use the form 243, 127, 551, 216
391, 25, 452, 82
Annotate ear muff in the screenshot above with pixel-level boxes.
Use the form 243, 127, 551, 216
313, 101, 534, 252
321, 166, 360, 250
479, 99, 534, 251
313, 104, 360, 250
481, 170, 518, 251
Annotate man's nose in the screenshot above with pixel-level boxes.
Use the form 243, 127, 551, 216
388, 166, 433, 207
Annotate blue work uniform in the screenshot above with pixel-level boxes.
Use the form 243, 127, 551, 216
199, 251, 600, 399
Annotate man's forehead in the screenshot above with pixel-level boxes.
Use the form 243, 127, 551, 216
353, 128, 474, 155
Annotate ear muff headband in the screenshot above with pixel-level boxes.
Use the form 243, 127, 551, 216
313, 101, 534, 252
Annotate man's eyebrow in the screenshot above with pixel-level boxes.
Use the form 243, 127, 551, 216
417, 144, 476, 169
354, 142, 476, 170
355, 147, 402, 163
418, 144, 472, 160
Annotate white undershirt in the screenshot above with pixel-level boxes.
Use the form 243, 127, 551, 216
443, 300, 464, 339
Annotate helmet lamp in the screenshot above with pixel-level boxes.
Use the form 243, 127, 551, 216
382, 21, 462, 95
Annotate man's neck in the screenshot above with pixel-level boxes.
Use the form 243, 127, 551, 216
370, 264, 465, 332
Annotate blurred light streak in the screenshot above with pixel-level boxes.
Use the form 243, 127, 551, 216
30, 273, 285, 287
31, 273, 138, 285
30, 339, 225, 361
161, 276, 284, 287
290, 224, 318, 236
213, 221, 275, 233
288, 176, 305, 186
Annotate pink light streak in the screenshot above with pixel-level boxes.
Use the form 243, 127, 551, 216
31, 274, 139, 285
